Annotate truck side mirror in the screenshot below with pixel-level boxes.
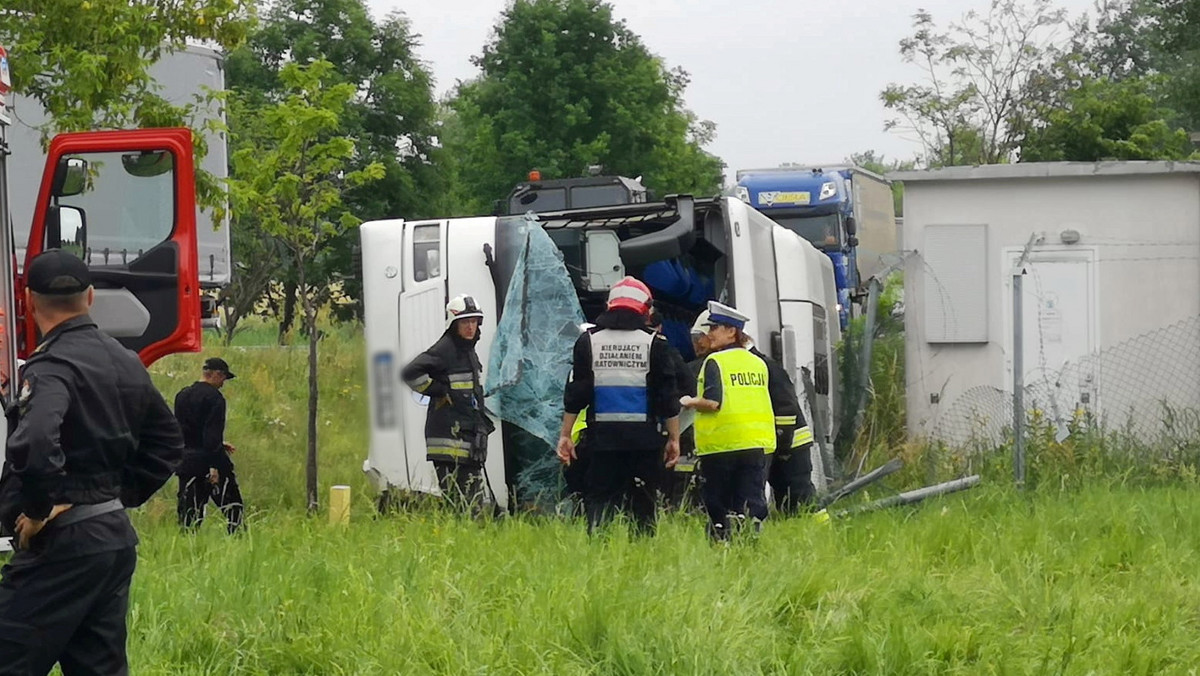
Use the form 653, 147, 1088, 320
46, 205, 87, 256
845, 216, 858, 237
52, 157, 88, 197
121, 150, 174, 178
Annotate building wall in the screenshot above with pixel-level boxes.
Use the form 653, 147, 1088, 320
903, 173, 1200, 438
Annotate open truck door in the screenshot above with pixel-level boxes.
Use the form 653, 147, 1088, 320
20, 128, 201, 366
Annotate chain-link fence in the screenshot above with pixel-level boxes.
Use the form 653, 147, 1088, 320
933, 316, 1200, 450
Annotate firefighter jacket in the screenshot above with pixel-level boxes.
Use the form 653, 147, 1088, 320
401, 328, 494, 464
747, 346, 813, 454
694, 346, 776, 456
563, 309, 681, 452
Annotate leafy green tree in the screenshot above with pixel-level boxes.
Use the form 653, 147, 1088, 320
880, 0, 1070, 167
227, 59, 384, 513
1020, 77, 1194, 161
443, 0, 723, 214
224, 0, 442, 324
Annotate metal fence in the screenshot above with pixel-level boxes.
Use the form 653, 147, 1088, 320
932, 315, 1200, 450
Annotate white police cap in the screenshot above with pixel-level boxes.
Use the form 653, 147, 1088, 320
704, 301, 750, 330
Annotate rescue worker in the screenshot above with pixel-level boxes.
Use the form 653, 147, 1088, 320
556, 277, 681, 537
682, 301, 776, 542
655, 308, 702, 511
175, 357, 243, 534
0, 249, 183, 673
742, 337, 818, 514
402, 294, 495, 513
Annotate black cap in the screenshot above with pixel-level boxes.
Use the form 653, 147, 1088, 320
203, 357, 236, 379
26, 249, 91, 296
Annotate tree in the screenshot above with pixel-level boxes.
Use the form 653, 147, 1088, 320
223, 0, 442, 325
1, 0, 254, 211
443, 0, 724, 214
227, 59, 384, 513
880, 0, 1070, 167
1020, 76, 1194, 162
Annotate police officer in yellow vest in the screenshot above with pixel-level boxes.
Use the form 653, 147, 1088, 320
681, 301, 775, 541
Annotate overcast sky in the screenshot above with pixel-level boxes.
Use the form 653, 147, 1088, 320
364, 0, 1099, 178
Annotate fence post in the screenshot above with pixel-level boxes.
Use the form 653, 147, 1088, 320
1013, 268, 1026, 488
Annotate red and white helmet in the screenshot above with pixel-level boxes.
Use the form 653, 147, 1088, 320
606, 276, 652, 316
446, 294, 484, 329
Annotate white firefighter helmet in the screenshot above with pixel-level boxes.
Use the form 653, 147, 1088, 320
446, 294, 484, 329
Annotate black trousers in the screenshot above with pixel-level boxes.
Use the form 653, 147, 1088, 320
660, 465, 699, 512
584, 448, 660, 537
433, 460, 485, 513
177, 471, 244, 534
561, 437, 592, 501
699, 449, 768, 540
767, 447, 817, 514
0, 546, 137, 675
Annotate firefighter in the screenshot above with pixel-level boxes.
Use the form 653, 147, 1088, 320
682, 301, 776, 542
741, 338, 818, 514
556, 277, 681, 537
646, 307, 693, 510
0, 250, 183, 673
401, 294, 496, 514
175, 357, 244, 534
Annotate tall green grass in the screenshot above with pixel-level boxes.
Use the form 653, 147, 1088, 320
123, 482, 1200, 674
116, 318, 1200, 673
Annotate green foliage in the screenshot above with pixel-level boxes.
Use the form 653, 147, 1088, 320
227, 60, 384, 252
881, 0, 1070, 167
225, 58, 383, 512
442, 0, 724, 215
837, 272, 906, 474
224, 0, 443, 321
1020, 77, 1195, 162
0, 0, 254, 215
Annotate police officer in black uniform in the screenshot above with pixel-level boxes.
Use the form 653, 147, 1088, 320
175, 357, 243, 534
0, 250, 183, 674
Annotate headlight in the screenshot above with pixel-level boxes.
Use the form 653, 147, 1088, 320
819, 182, 837, 201
735, 186, 750, 203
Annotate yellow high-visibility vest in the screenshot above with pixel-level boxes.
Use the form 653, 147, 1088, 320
694, 348, 775, 456
570, 407, 589, 445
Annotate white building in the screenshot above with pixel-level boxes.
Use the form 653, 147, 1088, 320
893, 162, 1200, 445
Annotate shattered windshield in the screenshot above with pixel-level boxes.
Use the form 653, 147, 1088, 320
485, 217, 585, 507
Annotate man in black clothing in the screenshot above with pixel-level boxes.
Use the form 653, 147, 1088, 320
745, 339, 817, 513
556, 277, 680, 537
646, 308, 696, 511
0, 249, 183, 674
175, 357, 243, 533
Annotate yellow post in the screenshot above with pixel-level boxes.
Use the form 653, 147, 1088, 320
329, 485, 351, 525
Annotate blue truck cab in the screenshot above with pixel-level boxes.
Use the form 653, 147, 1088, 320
734, 165, 896, 330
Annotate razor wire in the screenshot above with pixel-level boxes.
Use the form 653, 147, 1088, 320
932, 315, 1200, 450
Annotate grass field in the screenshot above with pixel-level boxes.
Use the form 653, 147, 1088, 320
93, 324, 1200, 673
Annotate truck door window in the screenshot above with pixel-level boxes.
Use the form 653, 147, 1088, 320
582, 230, 624, 291
52, 150, 175, 265
412, 224, 440, 282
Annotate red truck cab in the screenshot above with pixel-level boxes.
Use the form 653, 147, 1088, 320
0, 45, 201, 400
